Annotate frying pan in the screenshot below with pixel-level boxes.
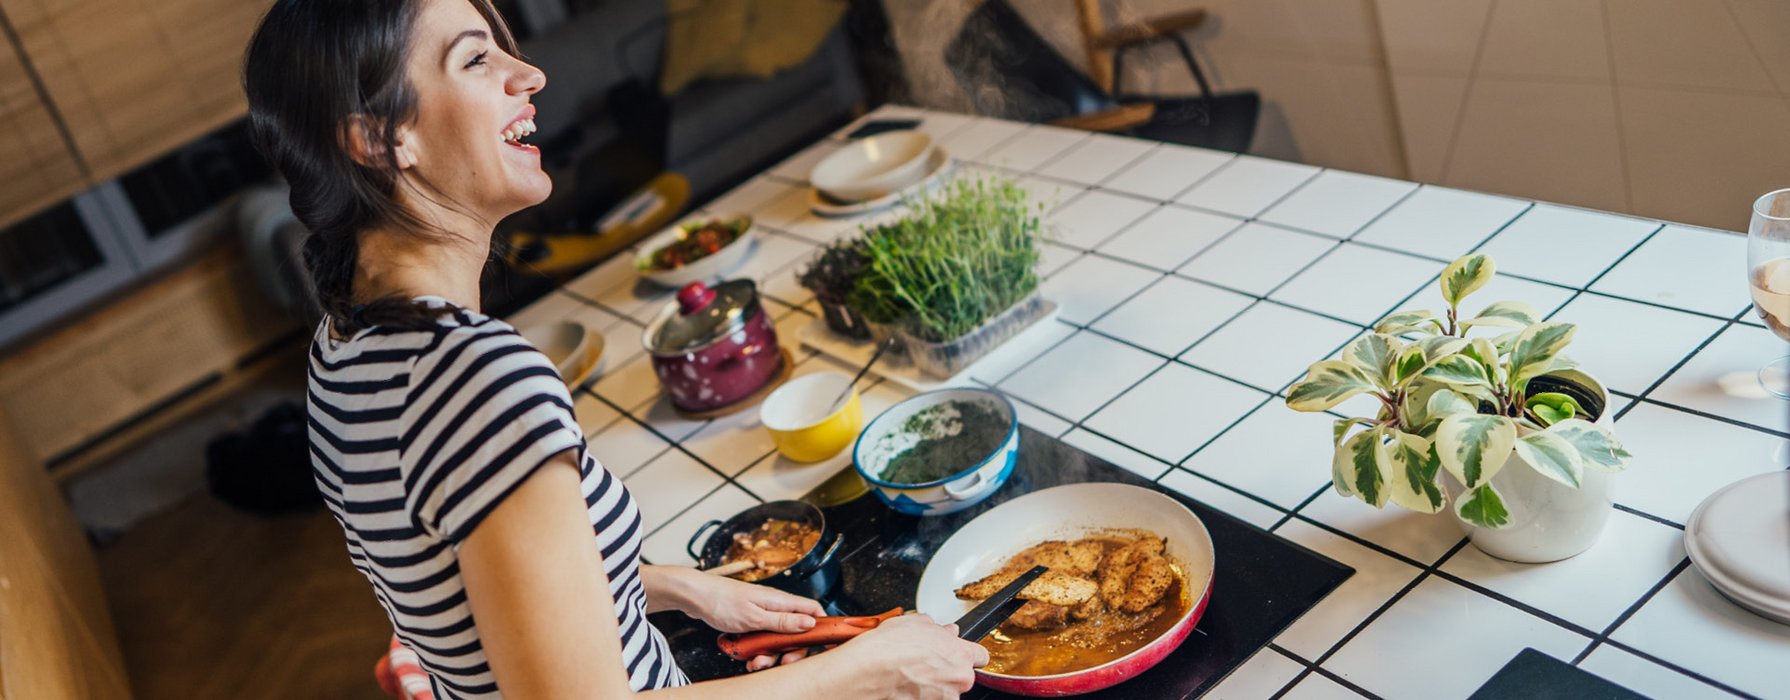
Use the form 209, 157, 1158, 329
914, 483, 1217, 696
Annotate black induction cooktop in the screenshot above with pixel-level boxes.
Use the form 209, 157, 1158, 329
654, 427, 1354, 699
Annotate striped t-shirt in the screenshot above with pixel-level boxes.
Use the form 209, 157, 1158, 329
307, 299, 686, 697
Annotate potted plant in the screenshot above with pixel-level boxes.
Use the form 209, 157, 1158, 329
846, 175, 1048, 378
798, 237, 873, 339
1285, 254, 1633, 563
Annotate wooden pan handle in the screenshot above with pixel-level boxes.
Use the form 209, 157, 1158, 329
716, 608, 903, 661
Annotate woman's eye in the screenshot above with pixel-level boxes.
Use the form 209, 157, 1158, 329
464, 51, 488, 69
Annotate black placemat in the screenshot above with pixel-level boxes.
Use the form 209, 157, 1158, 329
655, 427, 1353, 698
1469, 649, 1650, 700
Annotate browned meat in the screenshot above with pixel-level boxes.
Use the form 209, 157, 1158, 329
1098, 544, 1140, 608
1005, 600, 1069, 631
1069, 594, 1105, 621
1121, 552, 1175, 613
1016, 571, 1099, 607
955, 539, 1103, 600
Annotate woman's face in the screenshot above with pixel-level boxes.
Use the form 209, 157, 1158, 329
396, 0, 549, 224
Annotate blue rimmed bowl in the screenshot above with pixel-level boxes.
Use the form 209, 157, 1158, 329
852, 388, 1019, 517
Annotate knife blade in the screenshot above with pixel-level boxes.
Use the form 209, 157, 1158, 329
954, 565, 1048, 642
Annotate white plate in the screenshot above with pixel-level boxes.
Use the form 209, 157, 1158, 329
1685, 469, 1790, 625
810, 131, 935, 203
634, 216, 757, 288
796, 301, 1061, 392
810, 148, 956, 219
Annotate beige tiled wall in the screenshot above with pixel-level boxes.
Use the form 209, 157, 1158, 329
882, 0, 1790, 231
1378, 0, 1790, 231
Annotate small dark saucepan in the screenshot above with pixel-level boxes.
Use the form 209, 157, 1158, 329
688, 500, 843, 601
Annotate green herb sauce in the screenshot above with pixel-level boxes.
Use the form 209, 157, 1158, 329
879, 400, 1007, 484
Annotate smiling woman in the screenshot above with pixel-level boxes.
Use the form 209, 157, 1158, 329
242, 1, 986, 698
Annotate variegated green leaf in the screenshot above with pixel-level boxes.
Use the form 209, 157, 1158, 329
1416, 336, 1471, 364
1341, 333, 1401, 387
1384, 431, 1446, 513
1543, 353, 1580, 376
1333, 417, 1379, 447
1508, 322, 1578, 384
1390, 346, 1428, 386
1423, 355, 1492, 387
1548, 419, 1633, 473
1335, 427, 1388, 507
1492, 330, 1521, 354
1455, 482, 1512, 529
1514, 429, 1585, 488
1462, 300, 1541, 329
1461, 338, 1501, 377
1426, 388, 1478, 420
1375, 309, 1443, 336
1440, 254, 1496, 308
1332, 443, 1355, 497
1437, 414, 1517, 488
1287, 361, 1377, 412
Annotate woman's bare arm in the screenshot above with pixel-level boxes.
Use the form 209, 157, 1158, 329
459, 453, 903, 699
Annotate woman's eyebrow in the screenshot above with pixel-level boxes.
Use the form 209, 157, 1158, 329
444, 29, 489, 61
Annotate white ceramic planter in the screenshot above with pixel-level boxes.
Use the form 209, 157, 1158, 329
1440, 369, 1617, 563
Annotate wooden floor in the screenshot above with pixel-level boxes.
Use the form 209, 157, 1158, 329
96, 494, 391, 699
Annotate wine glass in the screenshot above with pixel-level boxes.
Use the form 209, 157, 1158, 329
1746, 188, 1790, 398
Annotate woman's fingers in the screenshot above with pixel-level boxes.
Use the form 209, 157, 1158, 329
746, 655, 774, 672
754, 588, 826, 617
779, 649, 808, 666
762, 609, 817, 633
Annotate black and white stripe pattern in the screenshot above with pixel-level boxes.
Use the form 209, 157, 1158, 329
308, 301, 686, 697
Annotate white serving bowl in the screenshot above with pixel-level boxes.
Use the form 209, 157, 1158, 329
852, 388, 1017, 516
518, 319, 605, 387
634, 216, 757, 289
810, 131, 935, 203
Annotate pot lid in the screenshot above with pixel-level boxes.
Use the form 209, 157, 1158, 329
1684, 469, 1790, 626
644, 280, 760, 354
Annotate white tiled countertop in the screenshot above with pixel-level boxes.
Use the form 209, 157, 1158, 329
510, 106, 1790, 699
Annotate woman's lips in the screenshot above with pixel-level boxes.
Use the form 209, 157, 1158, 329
501, 104, 538, 152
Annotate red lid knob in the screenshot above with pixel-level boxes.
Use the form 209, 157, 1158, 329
676, 281, 717, 315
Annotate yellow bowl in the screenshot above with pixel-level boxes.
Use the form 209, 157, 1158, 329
760, 372, 865, 463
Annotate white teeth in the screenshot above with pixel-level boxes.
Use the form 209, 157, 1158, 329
501, 116, 537, 144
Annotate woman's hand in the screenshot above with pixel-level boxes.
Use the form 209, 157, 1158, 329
687, 573, 826, 635
833, 613, 989, 699
646, 566, 827, 671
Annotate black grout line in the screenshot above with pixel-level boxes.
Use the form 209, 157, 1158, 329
1290, 538, 1474, 685
1612, 503, 1686, 531
1571, 558, 1692, 666
1593, 637, 1762, 700
1271, 485, 1332, 533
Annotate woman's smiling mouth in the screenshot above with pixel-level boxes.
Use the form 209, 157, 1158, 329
502, 105, 538, 153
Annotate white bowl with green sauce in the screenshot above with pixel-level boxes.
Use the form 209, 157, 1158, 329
852, 388, 1018, 517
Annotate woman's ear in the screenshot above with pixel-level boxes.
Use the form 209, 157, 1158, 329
342, 115, 416, 170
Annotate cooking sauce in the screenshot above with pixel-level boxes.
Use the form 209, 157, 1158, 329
979, 538, 1195, 677
721, 518, 820, 582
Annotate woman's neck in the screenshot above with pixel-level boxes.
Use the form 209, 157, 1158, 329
353, 223, 489, 313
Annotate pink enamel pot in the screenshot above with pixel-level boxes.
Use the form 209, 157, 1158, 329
642, 280, 783, 413
914, 483, 1216, 696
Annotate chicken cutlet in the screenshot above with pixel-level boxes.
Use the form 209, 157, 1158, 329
1121, 551, 1175, 613
953, 539, 1102, 600
1005, 600, 1069, 631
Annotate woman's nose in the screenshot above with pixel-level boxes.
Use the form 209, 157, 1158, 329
509, 59, 545, 96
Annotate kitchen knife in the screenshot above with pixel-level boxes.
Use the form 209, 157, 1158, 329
955, 565, 1048, 642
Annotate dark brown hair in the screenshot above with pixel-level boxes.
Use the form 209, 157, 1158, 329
243, 0, 519, 335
